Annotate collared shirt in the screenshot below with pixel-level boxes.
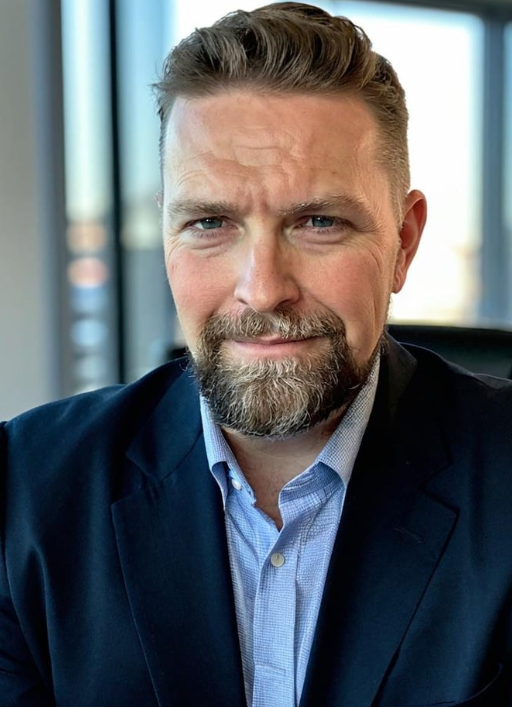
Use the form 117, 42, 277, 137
200, 357, 380, 707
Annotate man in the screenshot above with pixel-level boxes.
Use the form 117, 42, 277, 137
1, 3, 511, 706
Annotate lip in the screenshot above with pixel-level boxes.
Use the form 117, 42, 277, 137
225, 336, 321, 357
232, 336, 309, 345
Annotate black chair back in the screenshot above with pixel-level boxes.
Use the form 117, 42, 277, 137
388, 324, 512, 379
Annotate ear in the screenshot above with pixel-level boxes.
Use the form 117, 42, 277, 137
393, 189, 427, 293
155, 190, 163, 208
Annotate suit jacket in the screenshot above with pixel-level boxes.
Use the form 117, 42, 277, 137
1, 338, 512, 707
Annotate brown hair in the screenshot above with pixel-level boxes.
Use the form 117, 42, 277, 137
154, 2, 410, 210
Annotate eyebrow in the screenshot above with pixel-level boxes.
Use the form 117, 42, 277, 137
167, 200, 238, 219
276, 195, 374, 223
167, 194, 377, 229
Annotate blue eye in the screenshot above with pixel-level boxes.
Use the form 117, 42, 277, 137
310, 216, 335, 228
197, 217, 224, 230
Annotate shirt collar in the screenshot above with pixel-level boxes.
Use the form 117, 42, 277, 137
200, 355, 380, 507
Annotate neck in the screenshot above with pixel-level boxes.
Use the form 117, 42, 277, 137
222, 407, 346, 529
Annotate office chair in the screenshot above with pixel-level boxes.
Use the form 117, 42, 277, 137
388, 324, 512, 379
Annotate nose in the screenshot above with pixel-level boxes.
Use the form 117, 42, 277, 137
234, 235, 300, 312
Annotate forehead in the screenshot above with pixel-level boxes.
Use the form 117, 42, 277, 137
162, 91, 390, 209
165, 90, 378, 154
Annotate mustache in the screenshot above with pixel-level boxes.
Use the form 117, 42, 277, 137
196, 309, 347, 347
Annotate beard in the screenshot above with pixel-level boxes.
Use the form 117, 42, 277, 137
189, 308, 381, 439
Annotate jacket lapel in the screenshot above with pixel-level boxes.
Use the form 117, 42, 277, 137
300, 340, 458, 707
111, 370, 247, 707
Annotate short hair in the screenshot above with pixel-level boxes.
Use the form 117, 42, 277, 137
153, 2, 410, 212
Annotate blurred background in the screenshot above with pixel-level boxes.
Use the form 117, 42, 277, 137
1, 0, 511, 419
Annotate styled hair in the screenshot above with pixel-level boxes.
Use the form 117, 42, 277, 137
154, 2, 410, 209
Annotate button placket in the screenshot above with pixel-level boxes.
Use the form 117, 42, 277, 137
251, 541, 297, 707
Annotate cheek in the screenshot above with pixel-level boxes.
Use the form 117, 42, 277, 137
312, 252, 394, 357
165, 252, 232, 341
316, 253, 392, 316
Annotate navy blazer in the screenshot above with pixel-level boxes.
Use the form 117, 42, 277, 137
1, 339, 512, 707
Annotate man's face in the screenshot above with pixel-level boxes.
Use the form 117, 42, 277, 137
162, 91, 425, 436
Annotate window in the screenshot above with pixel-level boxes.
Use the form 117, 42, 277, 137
61, 0, 118, 394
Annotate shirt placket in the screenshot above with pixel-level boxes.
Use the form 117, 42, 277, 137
251, 534, 298, 707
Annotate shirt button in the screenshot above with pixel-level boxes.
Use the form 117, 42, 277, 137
231, 478, 242, 491
270, 552, 285, 568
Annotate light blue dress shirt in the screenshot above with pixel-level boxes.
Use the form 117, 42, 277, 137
200, 357, 379, 707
